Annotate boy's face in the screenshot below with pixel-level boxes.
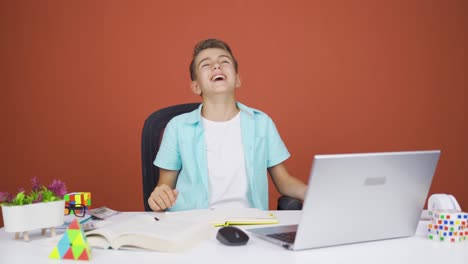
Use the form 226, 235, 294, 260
191, 48, 241, 97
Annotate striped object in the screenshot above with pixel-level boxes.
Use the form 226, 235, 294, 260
64, 192, 92, 208
427, 211, 468, 243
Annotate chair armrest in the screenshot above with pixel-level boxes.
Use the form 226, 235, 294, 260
277, 195, 303, 210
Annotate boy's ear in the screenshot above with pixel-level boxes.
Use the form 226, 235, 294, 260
235, 74, 242, 88
191, 81, 202, 95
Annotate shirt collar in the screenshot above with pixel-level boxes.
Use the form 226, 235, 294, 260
185, 102, 257, 125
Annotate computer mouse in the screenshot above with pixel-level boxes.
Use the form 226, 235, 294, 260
216, 226, 249, 246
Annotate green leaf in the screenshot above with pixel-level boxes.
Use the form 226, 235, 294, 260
12, 192, 25, 205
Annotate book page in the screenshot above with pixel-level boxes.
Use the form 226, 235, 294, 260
111, 221, 212, 252
86, 214, 213, 252
86, 233, 111, 249
86, 224, 120, 249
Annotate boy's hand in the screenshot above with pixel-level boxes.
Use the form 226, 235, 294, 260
148, 184, 179, 212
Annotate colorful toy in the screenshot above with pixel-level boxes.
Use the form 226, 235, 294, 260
427, 211, 468, 242
64, 192, 92, 208
49, 218, 91, 261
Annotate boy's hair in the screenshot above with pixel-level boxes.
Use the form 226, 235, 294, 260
189, 39, 239, 81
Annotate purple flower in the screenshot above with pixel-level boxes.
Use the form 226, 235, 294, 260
31, 176, 42, 192
0, 192, 9, 203
48, 180, 67, 198
0, 192, 14, 203
2, 177, 68, 205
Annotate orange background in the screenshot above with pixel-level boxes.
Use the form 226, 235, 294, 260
1, 0, 467, 227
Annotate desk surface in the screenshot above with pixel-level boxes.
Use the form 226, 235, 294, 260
1, 211, 467, 264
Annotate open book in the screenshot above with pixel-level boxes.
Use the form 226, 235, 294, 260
85, 214, 213, 252
85, 208, 277, 252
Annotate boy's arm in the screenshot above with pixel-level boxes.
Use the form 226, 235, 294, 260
148, 169, 179, 212
269, 163, 307, 201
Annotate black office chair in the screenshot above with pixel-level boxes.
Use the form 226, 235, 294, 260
141, 103, 302, 211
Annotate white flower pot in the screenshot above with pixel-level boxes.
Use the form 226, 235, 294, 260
1, 200, 65, 233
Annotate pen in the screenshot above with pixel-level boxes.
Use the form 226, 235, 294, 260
154, 217, 159, 221
80, 216, 92, 224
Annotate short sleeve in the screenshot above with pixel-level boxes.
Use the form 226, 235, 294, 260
266, 117, 290, 168
154, 120, 182, 171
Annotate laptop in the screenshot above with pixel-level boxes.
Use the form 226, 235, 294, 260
248, 150, 441, 250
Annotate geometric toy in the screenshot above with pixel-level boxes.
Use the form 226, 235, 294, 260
49, 218, 92, 261
65, 192, 92, 208
427, 210, 468, 243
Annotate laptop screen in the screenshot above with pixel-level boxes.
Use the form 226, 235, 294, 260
249, 150, 440, 250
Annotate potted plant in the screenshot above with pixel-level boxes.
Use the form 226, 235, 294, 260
1, 177, 67, 241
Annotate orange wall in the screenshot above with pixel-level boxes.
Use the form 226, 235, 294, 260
1, 0, 467, 227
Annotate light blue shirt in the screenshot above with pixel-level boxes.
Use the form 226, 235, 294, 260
154, 102, 290, 211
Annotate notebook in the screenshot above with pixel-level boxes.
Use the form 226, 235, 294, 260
248, 150, 441, 250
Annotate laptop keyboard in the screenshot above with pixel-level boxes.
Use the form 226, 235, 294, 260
267, 231, 297, 243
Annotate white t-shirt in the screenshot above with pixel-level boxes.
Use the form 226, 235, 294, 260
202, 112, 250, 209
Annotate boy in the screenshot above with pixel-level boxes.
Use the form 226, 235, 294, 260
148, 39, 306, 211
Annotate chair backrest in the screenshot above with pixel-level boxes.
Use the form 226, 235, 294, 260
141, 103, 200, 211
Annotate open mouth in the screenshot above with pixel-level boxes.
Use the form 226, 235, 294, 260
211, 74, 226, 82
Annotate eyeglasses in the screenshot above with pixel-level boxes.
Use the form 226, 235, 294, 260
64, 204, 88, 217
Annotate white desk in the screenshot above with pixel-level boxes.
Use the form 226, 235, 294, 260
1, 211, 467, 264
